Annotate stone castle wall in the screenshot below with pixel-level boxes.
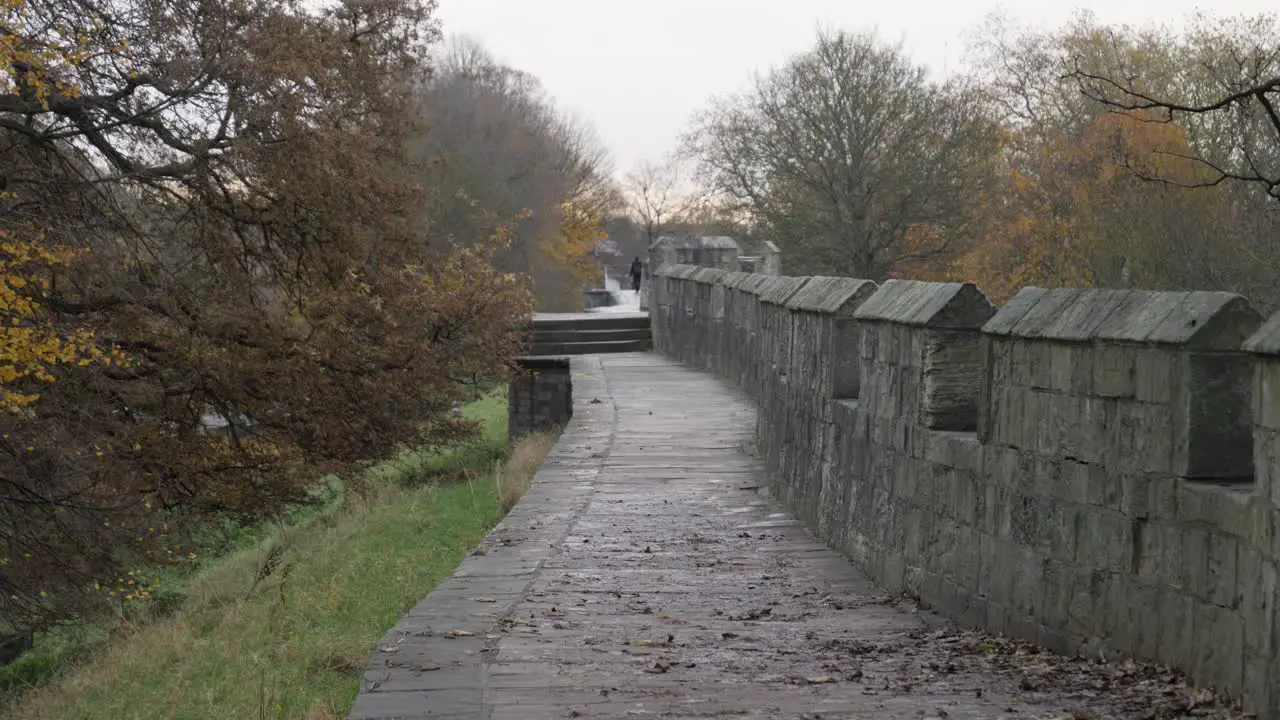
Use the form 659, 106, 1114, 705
650, 264, 1280, 717
508, 357, 572, 443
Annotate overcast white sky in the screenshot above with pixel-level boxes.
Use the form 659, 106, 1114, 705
435, 0, 1274, 177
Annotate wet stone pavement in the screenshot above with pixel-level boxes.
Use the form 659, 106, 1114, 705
349, 353, 1247, 720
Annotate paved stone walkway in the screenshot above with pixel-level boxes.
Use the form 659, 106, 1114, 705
349, 353, 1220, 720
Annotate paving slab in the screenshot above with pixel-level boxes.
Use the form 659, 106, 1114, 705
350, 352, 1238, 720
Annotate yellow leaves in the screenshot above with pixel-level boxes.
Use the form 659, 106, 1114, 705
0, 229, 120, 411
96, 568, 161, 603
545, 197, 607, 287
934, 108, 1214, 302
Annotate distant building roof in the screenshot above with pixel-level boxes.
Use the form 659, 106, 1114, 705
650, 235, 739, 251
593, 238, 623, 256
700, 236, 739, 250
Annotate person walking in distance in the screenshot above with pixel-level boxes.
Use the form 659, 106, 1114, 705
629, 256, 643, 293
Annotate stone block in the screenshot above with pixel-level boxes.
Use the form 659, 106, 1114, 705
958, 470, 984, 527
988, 336, 1014, 385
1117, 473, 1156, 518
1257, 427, 1280, 506
1114, 401, 1174, 476
1080, 455, 1112, 507
1008, 340, 1033, 386
1049, 503, 1080, 562
1134, 519, 1181, 584
1135, 347, 1179, 404
1206, 532, 1240, 609
1254, 361, 1280, 433
1068, 398, 1108, 466
988, 539, 1018, 603
1091, 345, 1137, 399
1025, 341, 1056, 391
1066, 566, 1100, 630
1179, 526, 1212, 601
1062, 461, 1095, 506
1240, 546, 1276, 635
1122, 580, 1162, 660
984, 444, 1018, 489
1046, 343, 1084, 393
1096, 574, 1134, 650
923, 430, 983, 472
1052, 395, 1093, 464
986, 384, 1023, 449
1176, 482, 1252, 539
1075, 507, 1132, 572
1190, 600, 1245, 697
1157, 589, 1195, 669
1243, 653, 1278, 719
1028, 454, 1061, 499
1009, 492, 1042, 548
873, 323, 898, 364
1038, 559, 1070, 626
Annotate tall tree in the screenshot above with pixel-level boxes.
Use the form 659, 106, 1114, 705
411, 37, 618, 310
0, 0, 534, 628
682, 30, 1002, 279
1065, 12, 1280, 199
954, 11, 1280, 308
623, 159, 682, 246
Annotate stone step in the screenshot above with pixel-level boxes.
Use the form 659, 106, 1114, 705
532, 313, 649, 333
532, 327, 651, 344
528, 338, 652, 356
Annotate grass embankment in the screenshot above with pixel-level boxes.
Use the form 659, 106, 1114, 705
2, 391, 560, 720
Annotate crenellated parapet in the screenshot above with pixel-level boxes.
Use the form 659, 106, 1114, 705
650, 263, 1280, 717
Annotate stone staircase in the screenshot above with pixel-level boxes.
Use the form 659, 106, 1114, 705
528, 313, 651, 356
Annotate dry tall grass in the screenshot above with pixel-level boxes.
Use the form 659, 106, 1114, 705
495, 429, 559, 513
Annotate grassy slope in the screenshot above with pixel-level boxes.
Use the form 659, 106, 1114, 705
5, 391, 556, 720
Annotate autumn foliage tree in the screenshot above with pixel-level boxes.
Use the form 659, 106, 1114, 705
683, 30, 1003, 280
410, 39, 618, 310
899, 12, 1280, 308
0, 0, 535, 629
942, 110, 1222, 302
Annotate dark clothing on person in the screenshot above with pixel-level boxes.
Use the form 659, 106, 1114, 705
629, 258, 643, 292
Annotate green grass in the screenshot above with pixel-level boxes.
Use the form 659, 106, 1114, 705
367, 391, 509, 486
0, 474, 348, 705
1, 388, 560, 720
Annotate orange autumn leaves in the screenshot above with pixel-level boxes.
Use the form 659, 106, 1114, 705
904, 110, 1220, 303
